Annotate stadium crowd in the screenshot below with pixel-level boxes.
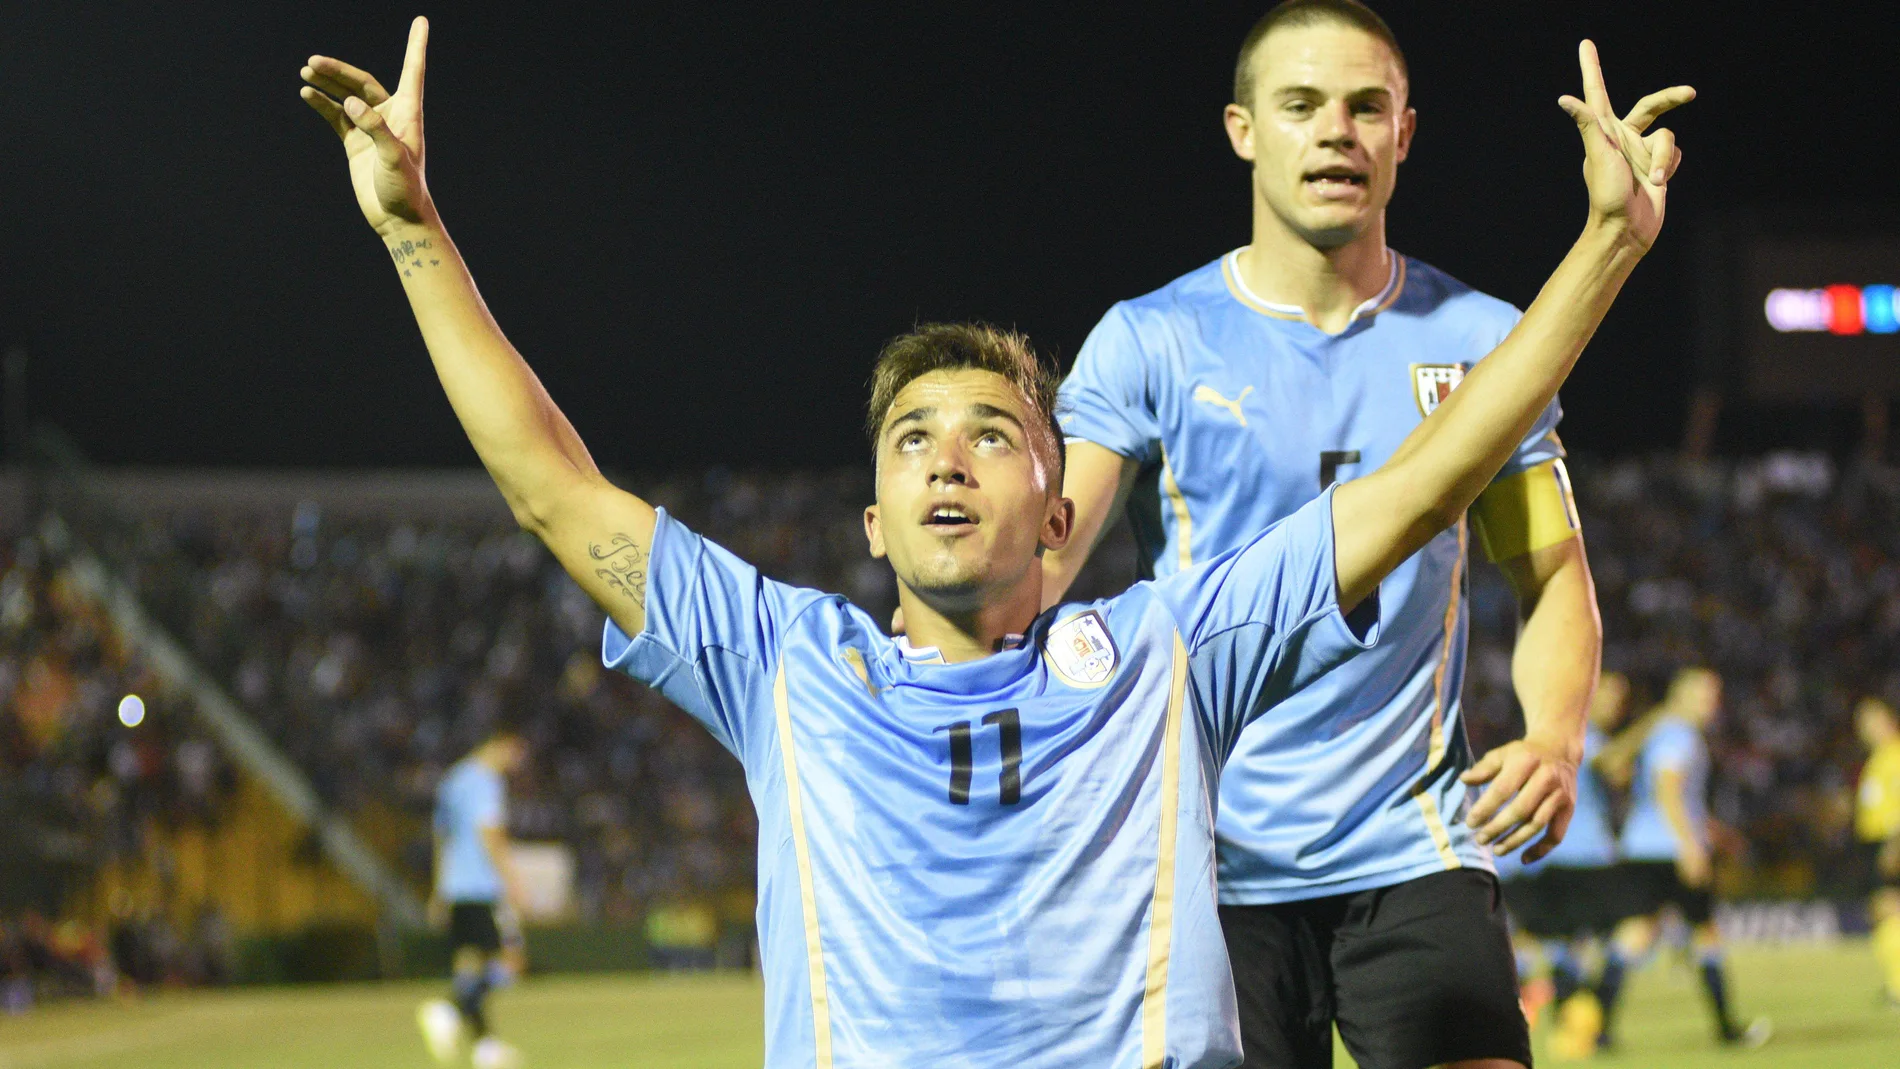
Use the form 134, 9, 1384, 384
0, 528, 239, 1007
14, 450, 1890, 972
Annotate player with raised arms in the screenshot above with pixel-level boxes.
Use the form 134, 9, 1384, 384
298, 18, 1685, 1067
1045, 3, 1647, 1065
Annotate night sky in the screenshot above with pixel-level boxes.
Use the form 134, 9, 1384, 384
5, 2, 1895, 470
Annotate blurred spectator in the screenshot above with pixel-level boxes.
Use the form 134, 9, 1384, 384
0, 528, 237, 1009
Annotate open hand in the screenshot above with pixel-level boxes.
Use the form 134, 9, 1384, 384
301, 17, 433, 234
1557, 40, 1693, 252
1460, 734, 1579, 861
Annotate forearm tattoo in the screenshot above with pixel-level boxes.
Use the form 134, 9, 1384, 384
387, 236, 441, 277
588, 534, 647, 606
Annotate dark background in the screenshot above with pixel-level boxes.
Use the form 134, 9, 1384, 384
4, 2, 1894, 470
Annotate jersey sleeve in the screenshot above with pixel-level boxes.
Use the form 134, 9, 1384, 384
1151, 488, 1380, 750
1056, 304, 1161, 465
600, 508, 784, 758
469, 772, 506, 830
1646, 722, 1701, 773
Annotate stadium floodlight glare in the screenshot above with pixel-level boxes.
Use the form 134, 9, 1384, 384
117, 694, 145, 727
1764, 284, 1900, 335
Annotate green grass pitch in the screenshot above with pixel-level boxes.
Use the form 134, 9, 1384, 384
0, 943, 1893, 1068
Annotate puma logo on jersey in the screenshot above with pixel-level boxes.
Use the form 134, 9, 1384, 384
1193, 384, 1254, 426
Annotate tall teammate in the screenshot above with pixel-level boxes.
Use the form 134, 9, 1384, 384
1050, 3, 1618, 1066
1852, 697, 1900, 1007
1596, 668, 1767, 1049
418, 727, 529, 1069
298, 18, 1686, 1066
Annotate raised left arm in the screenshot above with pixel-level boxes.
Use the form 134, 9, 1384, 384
1463, 536, 1603, 858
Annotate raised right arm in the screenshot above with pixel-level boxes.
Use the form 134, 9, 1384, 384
300, 18, 654, 636
1332, 43, 1691, 610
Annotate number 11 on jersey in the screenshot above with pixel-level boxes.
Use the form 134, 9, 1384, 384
936, 709, 1022, 805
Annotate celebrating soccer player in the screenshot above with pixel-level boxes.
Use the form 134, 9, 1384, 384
1046, 3, 1644, 1065
300, 17, 1685, 1067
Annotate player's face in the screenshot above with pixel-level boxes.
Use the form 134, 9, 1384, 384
1676, 670, 1723, 726
1226, 23, 1414, 249
1590, 672, 1630, 730
494, 737, 528, 774
864, 370, 1072, 613
1858, 700, 1898, 747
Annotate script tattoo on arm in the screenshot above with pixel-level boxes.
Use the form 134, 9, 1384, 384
386, 235, 441, 277
588, 534, 647, 606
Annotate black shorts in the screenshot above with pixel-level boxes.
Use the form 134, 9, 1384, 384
1502, 865, 1621, 939
448, 902, 521, 955
1221, 868, 1531, 1069
1612, 860, 1713, 926
1848, 839, 1900, 897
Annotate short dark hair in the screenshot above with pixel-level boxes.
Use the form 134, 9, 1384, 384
865, 322, 1065, 487
1234, 0, 1409, 111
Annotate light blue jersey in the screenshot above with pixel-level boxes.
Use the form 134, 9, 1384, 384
603, 494, 1375, 1069
436, 758, 506, 903
1059, 251, 1567, 903
1620, 718, 1709, 861
1507, 724, 1616, 879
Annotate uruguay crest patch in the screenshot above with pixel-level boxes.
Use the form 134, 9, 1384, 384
1044, 610, 1118, 688
1411, 363, 1467, 416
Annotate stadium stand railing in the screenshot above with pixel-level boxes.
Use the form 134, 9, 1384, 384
29, 431, 425, 933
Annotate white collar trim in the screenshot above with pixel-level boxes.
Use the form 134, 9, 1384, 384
1226, 247, 1400, 325
896, 633, 1026, 664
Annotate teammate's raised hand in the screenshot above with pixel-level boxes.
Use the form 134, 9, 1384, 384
1557, 40, 1692, 252
301, 16, 433, 234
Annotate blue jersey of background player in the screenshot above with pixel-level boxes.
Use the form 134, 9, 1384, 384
1046, 5, 1627, 1069
1594, 668, 1766, 1049
1619, 712, 1710, 864
301, 15, 1685, 1067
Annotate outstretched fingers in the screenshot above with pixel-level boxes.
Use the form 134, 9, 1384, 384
395, 16, 430, 102
1642, 126, 1678, 186
304, 56, 391, 107
300, 85, 351, 139
1576, 39, 1613, 119
1624, 85, 1696, 133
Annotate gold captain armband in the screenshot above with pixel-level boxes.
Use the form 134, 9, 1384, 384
1469, 458, 1581, 562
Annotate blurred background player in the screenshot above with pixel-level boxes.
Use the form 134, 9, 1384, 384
1853, 697, 1900, 1007
418, 726, 529, 1069
1595, 668, 1769, 1050
1048, 2, 1634, 1065
1502, 672, 1629, 1056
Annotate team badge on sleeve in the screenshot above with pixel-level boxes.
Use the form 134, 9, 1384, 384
1411, 363, 1467, 416
1044, 611, 1118, 687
